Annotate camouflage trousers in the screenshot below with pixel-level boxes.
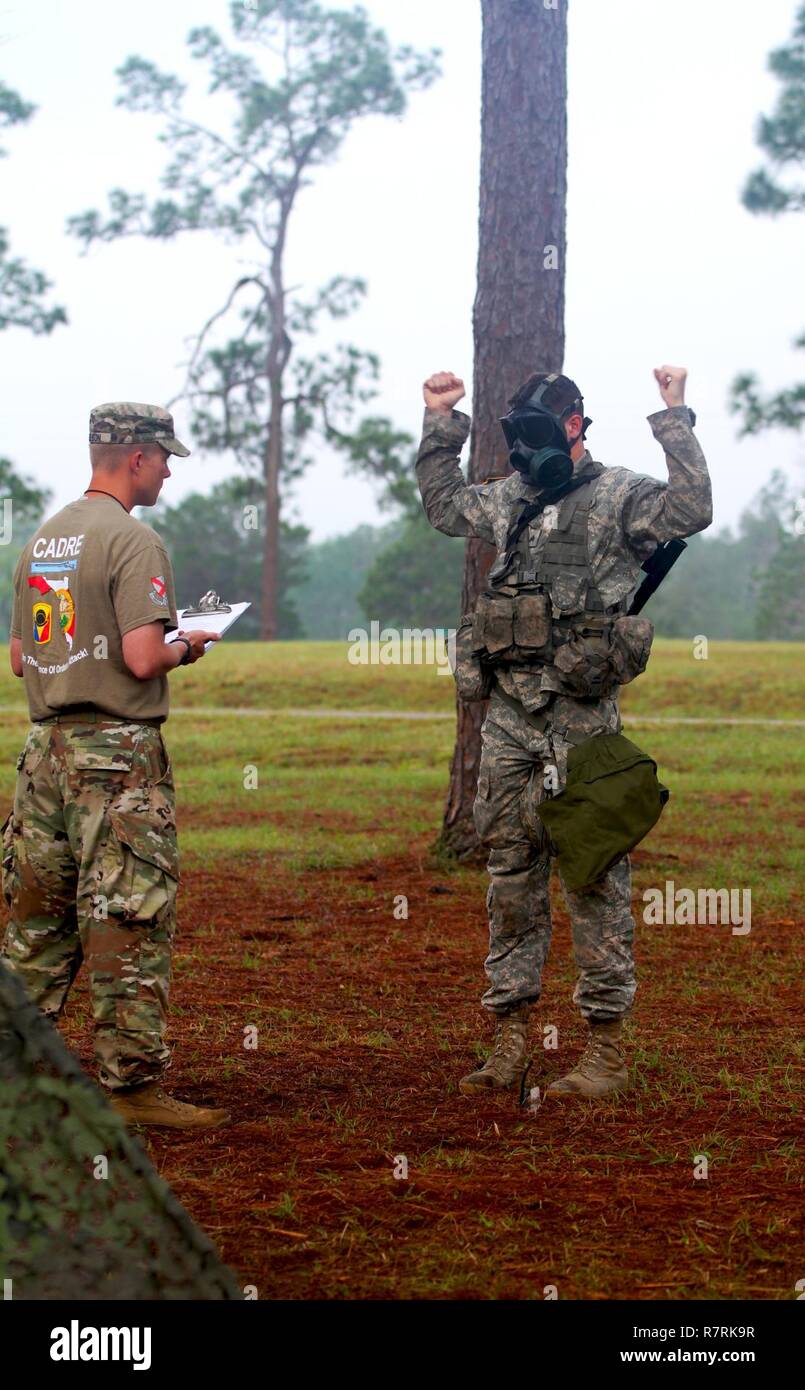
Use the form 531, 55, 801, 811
1, 716, 179, 1091
473, 689, 636, 1021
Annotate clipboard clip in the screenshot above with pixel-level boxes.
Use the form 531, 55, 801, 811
180, 590, 232, 618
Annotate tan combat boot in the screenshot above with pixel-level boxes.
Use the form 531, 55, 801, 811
459, 1003, 531, 1096
546, 1017, 629, 1099
109, 1082, 231, 1131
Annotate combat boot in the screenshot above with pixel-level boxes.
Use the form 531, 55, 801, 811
459, 1003, 531, 1096
546, 1017, 629, 1099
109, 1082, 230, 1131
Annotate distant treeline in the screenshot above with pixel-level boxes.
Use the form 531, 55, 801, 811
152, 470, 804, 642
2, 465, 802, 643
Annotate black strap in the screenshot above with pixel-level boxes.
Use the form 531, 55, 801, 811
502, 459, 605, 558
504, 473, 588, 553
84, 489, 130, 512
628, 538, 687, 615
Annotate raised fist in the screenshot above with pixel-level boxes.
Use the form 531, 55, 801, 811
654, 365, 687, 408
423, 371, 466, 414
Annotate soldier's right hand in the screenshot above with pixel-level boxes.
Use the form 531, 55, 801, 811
178, 629, 221, 662
423, 371, 466, 414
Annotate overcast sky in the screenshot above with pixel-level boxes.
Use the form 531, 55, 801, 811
1, 0, 802, 540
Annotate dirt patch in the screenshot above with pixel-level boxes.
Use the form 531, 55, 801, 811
57, 849, 803, 1300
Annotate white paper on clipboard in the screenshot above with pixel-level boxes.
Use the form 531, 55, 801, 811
165, 601, 251, 650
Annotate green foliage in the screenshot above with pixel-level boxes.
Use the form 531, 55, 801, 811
149, 478, 308, 638
646, 470, 796, 639
66, 2, 438, 464
357, 512, 463, 630
731, 4, 805, 431
143, 469, 805, 643
730, 358, 805, 437
332, 469, 802, 641
286, 522, 394, 638
742, 2, 805, 216
754, 500, 805, 639
0, 82, 66, 335
331, 416, 420, 517
67, 1, 439, 634
0, 228, 67, 336
0, 457, 51, 530
0, 80, 35, 134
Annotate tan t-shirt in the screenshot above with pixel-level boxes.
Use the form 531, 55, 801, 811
11, 495, 178, 722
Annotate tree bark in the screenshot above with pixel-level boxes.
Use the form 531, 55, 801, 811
261, 203, 292, 641
261, 373, 282, 641
440, 0, 568, 859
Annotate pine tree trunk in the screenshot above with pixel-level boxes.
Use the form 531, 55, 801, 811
261, 382, 282, 641
261, 217, 291, 642
439, 0, 568, 859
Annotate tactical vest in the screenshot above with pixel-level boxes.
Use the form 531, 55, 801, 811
464, 469, 654, 700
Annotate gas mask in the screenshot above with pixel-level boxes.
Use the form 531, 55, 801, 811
500, 378, 591, 489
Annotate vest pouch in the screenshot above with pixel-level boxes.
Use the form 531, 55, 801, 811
552, 628, 617, 698
453, 613, 494, 702
549, 571, 587, 616
609, 615, 654, 685
512, 590, 552, 655
472, 591, 514, 656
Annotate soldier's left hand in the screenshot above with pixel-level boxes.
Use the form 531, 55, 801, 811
654, 365, 687, 408
176, 629, 221, 663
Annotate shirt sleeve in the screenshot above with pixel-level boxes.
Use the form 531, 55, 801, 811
10, 550, 24, 639
620, 406, 713, 561
112, 543, 179, 637
415, 408, 497, 543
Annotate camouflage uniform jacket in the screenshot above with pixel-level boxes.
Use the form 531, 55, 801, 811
416, 404, 713, 712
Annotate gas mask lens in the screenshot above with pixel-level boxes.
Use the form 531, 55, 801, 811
512, 410, 558, 449
501, 407, 566, 452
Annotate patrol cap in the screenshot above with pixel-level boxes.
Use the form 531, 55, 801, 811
508, 372, 584, 417
89, 402, 191, 458
507, 372, 592, 440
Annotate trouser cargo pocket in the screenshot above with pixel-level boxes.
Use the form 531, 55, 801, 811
519, 766, 553, 853
2, 811, 16, 912
102, 809, 179, 923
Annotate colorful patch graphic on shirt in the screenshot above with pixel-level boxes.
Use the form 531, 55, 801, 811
28, 574, 76, 651
30, 558, 79, 575
57, 587, 76, 645
33, 600, 52, 645
149, 575, 168, 607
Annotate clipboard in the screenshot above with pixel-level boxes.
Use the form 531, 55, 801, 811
165, 600, 251, 651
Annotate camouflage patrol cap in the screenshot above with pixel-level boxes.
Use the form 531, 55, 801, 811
508, 372, 584, 417
88, 402, 191, 458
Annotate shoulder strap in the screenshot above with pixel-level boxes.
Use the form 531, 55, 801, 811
504, 463, 603, 553
554, 479, 595, 531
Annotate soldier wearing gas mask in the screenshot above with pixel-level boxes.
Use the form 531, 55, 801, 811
416, 367, 712, 1099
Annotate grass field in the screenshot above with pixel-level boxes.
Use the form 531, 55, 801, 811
0, 640, 802, 1299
